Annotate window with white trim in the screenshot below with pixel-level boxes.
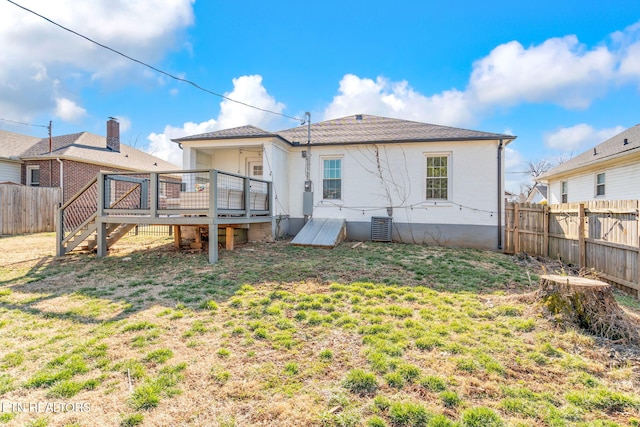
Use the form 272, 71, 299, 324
425, 155, 449, 200
322, 158, 342, 200
596, 173, 605, 196
27, 165, 40, 187
561, 181, 568, 203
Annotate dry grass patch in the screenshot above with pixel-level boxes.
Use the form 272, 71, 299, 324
0, 233, 639, 426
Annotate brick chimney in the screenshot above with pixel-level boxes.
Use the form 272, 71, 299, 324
106, 117, 120, 152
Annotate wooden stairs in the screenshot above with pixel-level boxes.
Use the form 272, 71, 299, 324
57, 176, 140, 256
60, 214, 136, 255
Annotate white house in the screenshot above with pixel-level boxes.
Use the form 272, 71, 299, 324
525, 184, 548, 204
540, 124, 640, 204
174, 114, 515, 250
0, 130, 40, 184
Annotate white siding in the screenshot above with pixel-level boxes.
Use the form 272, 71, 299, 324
265, 142, 289, 216
288, 140, 502, 226
0, 160, 21, 183
548, 160, 640, 203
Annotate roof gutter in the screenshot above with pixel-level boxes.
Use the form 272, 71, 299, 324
288, 136, 516, 147
497, 139, 504, 250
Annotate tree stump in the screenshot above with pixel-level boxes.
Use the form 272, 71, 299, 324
537, 275, 638, 342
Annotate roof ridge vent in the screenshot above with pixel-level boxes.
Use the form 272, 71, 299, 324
355, 114, 363, 121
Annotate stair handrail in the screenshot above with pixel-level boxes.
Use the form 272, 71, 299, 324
59, 176, 98, 211
60, 212, 98, 246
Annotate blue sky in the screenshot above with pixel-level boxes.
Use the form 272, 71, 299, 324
1, 0, 640, 192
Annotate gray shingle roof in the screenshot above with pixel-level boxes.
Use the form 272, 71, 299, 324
540, 124, 640, 180
277, 114, 514, 145
173, 125, 277, 142
20, 131, 179, 171
0, 130, 41, 159
173, 115, 515, 146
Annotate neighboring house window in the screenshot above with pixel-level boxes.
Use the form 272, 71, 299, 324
425, 155, 449, 200
596, 173, 605, 196
561, 181, 568, 203
27, 165, 40, 187
322, 158, 342, 200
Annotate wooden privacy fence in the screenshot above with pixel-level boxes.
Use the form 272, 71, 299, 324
505, 200, 640, 297
0, 185, 61, 235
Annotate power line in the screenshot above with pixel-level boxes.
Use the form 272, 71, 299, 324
6, 0, 304, 124
0, 116, 48, 128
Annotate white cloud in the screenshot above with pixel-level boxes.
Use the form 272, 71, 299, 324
323, 75, 473, 127
544, 124, 626, 153
468, 36, 615, 109
504, 146, 530, 193
54, 97, 86, 122
322, 23, 640, 126
0, 0, 194, 122
216, 75, 286, 130
619, 42, 640, 80
146, 75, 286, 166
114, 116, 131, 133
147, 119, 217, 166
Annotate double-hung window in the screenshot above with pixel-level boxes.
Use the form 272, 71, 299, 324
596, 173, 605, 197
322, 158, 342, 200
561, 181, 568, 203
425, 155, 449, 200
27, 165, 40, 187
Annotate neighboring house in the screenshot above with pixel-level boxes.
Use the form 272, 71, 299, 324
525, 183, 547, 204
16, 119, 179, 202
540, 124, 640, 204
174, 114, 515, 250
0, 130, 41, 184
504, 190, 520, 203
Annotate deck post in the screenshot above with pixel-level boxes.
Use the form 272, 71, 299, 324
96, 220, 107, 258
96, 172, 105, 217
209, 223, 218, 263
268, 181, 273, 216
244, 176, 251, 218
209, 170, 219, 263
55, 204, 64, 256
150, 173, 158, 218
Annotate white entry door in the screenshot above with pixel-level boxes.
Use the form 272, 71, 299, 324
248, 161, 263, 179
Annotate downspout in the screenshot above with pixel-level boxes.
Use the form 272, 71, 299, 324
497, 139, 504, 250
56, 157, 63, 200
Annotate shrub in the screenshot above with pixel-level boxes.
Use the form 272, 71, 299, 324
440, 391, 461, 408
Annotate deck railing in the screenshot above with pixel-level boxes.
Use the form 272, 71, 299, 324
59, 177, 98, 239
99, 169, 271, 219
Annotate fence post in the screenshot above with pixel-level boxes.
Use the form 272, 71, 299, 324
514, 204, 520, 253
636, 200, 640, 298
543, 205, 549, 257
579, 203, 586, 269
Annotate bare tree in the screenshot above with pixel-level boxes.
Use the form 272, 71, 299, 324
527, 159, 553, 179
518, 159, 554, 200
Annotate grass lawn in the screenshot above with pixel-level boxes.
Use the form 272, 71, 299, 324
0, 233, 639, 427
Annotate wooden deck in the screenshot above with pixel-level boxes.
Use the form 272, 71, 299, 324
56, 169, 273, 263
